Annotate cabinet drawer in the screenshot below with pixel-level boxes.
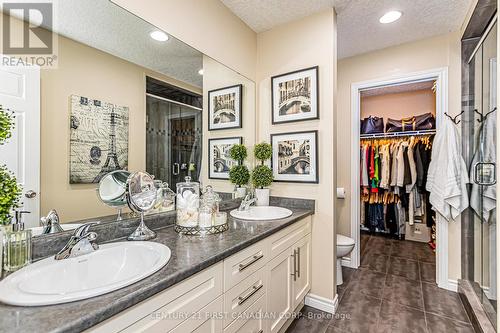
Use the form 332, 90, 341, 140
268, 217, 311, 259
169, 296, 224, 333
88, 262, 223, 333
224, 268, 266, 328
224, 294, 266, 333
224, 240, 268, 291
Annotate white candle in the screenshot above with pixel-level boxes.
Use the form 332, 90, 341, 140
199, 212, 212, 228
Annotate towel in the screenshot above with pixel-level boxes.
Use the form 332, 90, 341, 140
426, 117, 469, 220
470, 110, 497, 222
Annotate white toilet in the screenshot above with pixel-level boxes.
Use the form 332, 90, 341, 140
336, 234, 355, 285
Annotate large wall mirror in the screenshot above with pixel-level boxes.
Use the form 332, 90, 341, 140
0, 0, 256, 234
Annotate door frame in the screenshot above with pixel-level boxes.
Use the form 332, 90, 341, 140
348, 67, 454, 291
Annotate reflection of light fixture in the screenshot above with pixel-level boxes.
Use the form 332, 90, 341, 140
150, 30, 169, 42
379, 11, 402, 24
198, 69, 204, 75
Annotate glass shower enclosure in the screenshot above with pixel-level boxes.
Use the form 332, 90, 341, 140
146, 94, 202, 190
465, 19, 497, 328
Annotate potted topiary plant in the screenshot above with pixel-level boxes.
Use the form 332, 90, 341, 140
0, 106, 15, 145
0, 105, 21, 275
228, 144, 250, 198
0, 165, 22, 225
252, 143, 273, 206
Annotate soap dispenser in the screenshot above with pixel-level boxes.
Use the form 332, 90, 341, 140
3, 210, 32, 272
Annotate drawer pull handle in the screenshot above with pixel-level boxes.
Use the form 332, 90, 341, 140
297, 247, 301, 278
291, 250, 297, 281
238, 254, 264, 272
238, 283, 264, 305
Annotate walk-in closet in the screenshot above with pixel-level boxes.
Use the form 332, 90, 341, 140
359, 81, 438, 275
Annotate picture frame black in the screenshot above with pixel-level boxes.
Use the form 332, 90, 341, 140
271, 66, 319, 125
208, 136, 242, 180
208, 84, 243, 131
270, 130, 319, 184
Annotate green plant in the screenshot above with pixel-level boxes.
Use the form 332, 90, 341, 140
254, 143, 272, 164
0, 106, 15, 145
229, 144, 247, 164
0, 165, 22, 225
252, 165, 273, 189
229, 165, 250, 187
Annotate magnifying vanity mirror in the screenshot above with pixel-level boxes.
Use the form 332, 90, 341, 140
126, 172, 158, 241
97, 170, 131, 221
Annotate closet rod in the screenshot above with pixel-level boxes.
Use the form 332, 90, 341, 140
360, 129, 436, 139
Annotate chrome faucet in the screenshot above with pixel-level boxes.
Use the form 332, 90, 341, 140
238, 194, 257, 211
40, 209, 64, 234
55, 222, 99, 260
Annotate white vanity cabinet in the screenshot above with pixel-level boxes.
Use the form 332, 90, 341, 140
88, 216, 311, 333
266, 219, 312, 333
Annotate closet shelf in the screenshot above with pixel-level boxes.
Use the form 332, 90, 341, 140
360, 129, 436, 139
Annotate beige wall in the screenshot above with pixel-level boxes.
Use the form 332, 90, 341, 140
337, 32, 462, 281
201, 55, 256, 192
256, 9, 337, 301
361, 89, 436, 120
41, 34, 201, 223
111, 0, 257, 81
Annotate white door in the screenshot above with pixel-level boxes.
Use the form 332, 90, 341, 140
0, 63, 40, 227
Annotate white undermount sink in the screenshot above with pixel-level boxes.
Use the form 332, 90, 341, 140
230, 206, 293, 221
0, 241, 171, 306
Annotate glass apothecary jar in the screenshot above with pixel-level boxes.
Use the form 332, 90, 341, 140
175, 176, 200, 232
197, 185, 228, 235
148, 181, 175, 215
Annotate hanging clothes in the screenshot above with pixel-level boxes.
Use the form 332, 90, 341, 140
360, 134, 434, 238
361, 144, 369, 187
379, 144, 391, 189
426, 117, 469, 221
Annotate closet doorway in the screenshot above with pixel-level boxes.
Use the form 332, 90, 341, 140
350, 68, 451, 290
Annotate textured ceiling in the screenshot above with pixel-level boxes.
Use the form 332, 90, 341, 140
221, 0, 473, 59
361, 80, 435, 97
220, 0, 335, 33
50, 0, 203, 88
335, 0, 473, 58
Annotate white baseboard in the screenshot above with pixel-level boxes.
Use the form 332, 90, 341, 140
439, 279, 458, 292
304, 293, 339, 314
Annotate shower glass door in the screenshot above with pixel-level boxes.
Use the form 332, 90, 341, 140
146, 95, 202, 190
469, 20, 497, 325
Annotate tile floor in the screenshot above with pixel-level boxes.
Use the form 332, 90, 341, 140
286, 233, 475, 333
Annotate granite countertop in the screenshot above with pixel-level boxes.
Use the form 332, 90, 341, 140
0, 207, 314, 333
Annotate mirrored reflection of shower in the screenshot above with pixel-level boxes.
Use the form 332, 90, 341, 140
146, 77, 202, 190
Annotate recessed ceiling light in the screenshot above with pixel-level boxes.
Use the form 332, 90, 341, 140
379, 11, 402, 24
198, 69, 204, 75
150, 30, 169, 42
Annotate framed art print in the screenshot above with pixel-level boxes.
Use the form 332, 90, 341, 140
271, 131, 318, 183
208, 84, 242, 130
208, 137, 242, 179
69, 95, 129, 184
271, 66, 318, 124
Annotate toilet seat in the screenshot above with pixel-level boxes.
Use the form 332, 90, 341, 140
337, 234, 355, 246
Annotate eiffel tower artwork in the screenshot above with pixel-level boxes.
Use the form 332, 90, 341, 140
93, 108, 123, 183
69, 95, 129, 184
